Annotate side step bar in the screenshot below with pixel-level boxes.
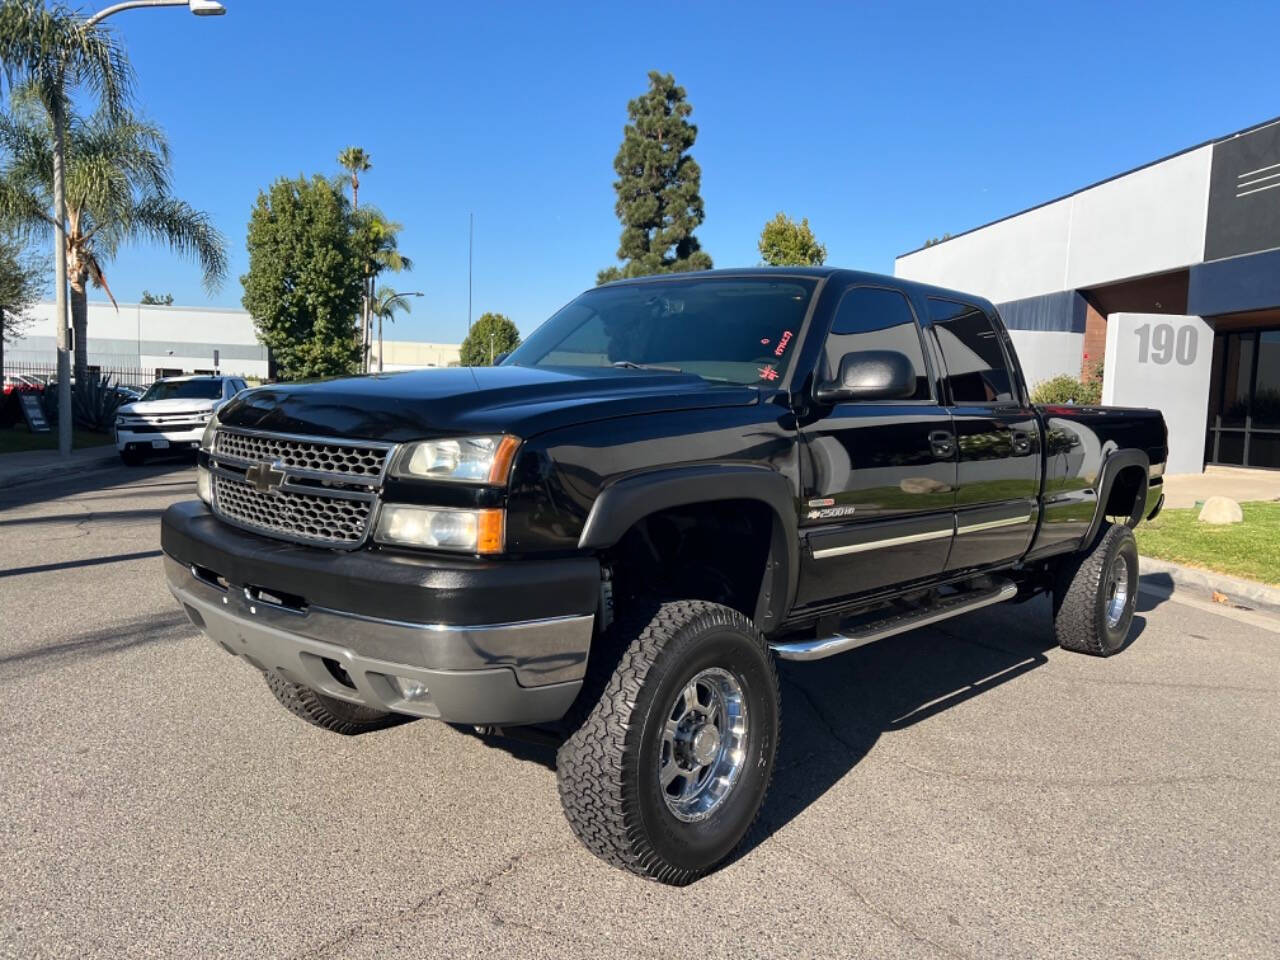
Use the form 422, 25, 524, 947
770, 579, 1018, 662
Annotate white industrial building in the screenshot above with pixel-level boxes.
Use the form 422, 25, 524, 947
5, 300, 461, 379
8, 300, 269, 378
896, 114, 1280, 473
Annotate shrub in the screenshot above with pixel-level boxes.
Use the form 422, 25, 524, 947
1031, 374, 1101, 406
41, 374, 128, 431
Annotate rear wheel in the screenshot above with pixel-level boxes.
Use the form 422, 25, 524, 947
556, 599, 779, 885
264, 671, 403, 735
1053, 523, 1139, 656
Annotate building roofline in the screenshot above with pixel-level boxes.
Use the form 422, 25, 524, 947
895, 113, 1280, 261
39, 299, 251, 315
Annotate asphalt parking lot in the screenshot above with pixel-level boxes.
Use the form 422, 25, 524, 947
1, 462, 1277, 959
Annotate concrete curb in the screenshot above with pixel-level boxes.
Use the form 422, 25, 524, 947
1140, 555, 1280, 615
0, 449, 118, 490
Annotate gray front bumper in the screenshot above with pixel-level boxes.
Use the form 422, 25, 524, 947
166, 557, 589, 725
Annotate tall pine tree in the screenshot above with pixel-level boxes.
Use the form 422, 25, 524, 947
598, 71, 712, 284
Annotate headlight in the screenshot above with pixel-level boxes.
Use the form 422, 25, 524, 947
200, 413, 219, 452
197, 414, 218, 504
196, 466, 213, 505
375, 504, 504, 554
393, 435, 520, 484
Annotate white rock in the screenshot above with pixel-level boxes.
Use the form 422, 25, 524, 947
1198, 496, 1244, 525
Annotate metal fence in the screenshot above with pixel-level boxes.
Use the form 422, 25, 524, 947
3, 361, 157, 393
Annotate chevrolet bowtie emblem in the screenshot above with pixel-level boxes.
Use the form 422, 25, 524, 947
245, 461, 287, 494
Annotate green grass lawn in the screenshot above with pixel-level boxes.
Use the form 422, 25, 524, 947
0, 423, 115, 455
1136, 501, 1280, 585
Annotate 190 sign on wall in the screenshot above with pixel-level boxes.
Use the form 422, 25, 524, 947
1134, 322, 1198, 366
1103, 314, 1212, 475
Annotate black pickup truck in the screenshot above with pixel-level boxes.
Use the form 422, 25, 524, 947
161, 268, 1167, 885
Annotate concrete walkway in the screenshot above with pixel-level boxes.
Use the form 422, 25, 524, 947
1162, 465, 1280, 509
0, 444, 117, 490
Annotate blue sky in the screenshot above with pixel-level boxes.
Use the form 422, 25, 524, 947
73, 0, 1280, 343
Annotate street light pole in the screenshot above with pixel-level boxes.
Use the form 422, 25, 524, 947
46, 0, 225, 457
376, 291, 423, 373
87, 1, 225, 26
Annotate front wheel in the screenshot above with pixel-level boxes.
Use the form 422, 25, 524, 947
1053, 523, 1139, 656
119, 448, 145, 466
556, 600, 780, 885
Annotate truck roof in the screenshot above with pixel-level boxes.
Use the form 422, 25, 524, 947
594, 266, 997, 314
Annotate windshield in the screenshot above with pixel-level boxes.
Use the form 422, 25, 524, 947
140, 379, 222, 401
504, 277, 817, 385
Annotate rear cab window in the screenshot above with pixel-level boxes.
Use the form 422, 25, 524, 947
927, 298, 1016, 404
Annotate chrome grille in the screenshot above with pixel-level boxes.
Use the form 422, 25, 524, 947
208, 427, 393, 548
213, 429, 389, 479
212, 474, 373, 546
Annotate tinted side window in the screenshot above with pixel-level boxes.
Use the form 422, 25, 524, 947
823, 287, 931, 400
929, 298, 1014, 403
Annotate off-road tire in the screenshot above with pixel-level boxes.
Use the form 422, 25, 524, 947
264, 671, 402, 735
119, 449, 145, 466
556, 599, 780, 885
1052, 523, 1139, 656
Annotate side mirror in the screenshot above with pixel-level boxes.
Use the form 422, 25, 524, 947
814, 350, 917, 403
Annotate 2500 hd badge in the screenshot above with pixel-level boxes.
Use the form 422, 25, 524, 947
162, 268, 1167, 885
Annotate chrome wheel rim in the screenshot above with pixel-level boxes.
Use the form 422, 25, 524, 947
1105, 554, 1131, 629
659, 667, 749, 822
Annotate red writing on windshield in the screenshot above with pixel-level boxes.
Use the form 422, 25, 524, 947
757, 364, 779, 382
774, 331, 793, 357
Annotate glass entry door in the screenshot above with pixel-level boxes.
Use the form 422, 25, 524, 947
1206, 329, 1280, 469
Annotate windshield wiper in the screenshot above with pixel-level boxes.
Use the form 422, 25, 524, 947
611, 361, 683, 373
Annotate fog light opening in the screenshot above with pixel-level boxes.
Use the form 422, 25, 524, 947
322, 657, 356, 690
395, 677, 430, 702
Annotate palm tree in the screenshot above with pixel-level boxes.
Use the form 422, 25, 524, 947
0, 93, 227, 380
337, 146, 371, 210
371, 286, 418, 373
0, 0, 132, 454
352, 206, 412, 371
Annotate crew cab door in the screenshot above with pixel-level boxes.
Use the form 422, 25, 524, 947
794, 285, 957, 607
925, 298, 1041, 571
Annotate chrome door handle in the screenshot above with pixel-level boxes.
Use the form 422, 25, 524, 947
929, 430, 955, 458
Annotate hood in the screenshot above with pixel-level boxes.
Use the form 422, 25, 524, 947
119, 397, 218, 416
217, 365, 759, 441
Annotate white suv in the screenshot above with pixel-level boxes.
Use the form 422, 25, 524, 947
115, 375, 248, 466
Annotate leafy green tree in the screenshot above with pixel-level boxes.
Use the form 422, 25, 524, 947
140, 289, 173, 305
0, 94, 226, 379
351, 206, 412, 370
371, 285, 414, 371
758, 212, 826, 266
460, 311, 519, 366
241, 175, 362, 380
598, 71, 711, 284
337, 145, 371, 210
0, 231, 44, 372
